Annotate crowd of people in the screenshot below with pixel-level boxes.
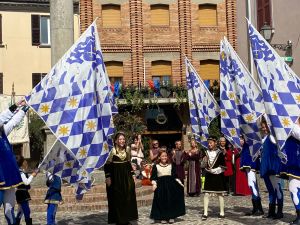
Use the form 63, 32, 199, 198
0, 101, 300, 225
104, 119, 300, 225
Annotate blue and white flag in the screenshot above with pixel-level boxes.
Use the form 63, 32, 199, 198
185, 57, 220, 148
26, 21, 117, 192
221, 37, 265, 159
39, 140, 90, 192
220, 39, 241, 149
248, 21, 300, 150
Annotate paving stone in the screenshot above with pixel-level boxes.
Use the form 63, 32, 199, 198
0, 188, 295, 224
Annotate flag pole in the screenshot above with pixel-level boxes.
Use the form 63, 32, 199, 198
246, 0, 254, 76
143, 58, 146, 87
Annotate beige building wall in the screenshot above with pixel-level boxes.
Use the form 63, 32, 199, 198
0, 11, 80, 96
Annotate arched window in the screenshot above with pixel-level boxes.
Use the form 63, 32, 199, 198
105, 61, 123, 83
150, 4, 170, 26
198, 4, 217, 26
151, 60, 172, 84
199, 60, 219, 83
102, 4, 121, 28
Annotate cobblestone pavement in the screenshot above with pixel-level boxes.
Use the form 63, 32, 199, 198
0, 189, 296, 225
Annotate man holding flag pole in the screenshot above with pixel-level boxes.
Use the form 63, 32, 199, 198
185, 58, 227, 220
248, 19, 300, 222
25, 18, 118, 224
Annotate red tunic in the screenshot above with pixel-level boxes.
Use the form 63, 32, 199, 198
223, 149, 233, 176
234, 150, 251, 196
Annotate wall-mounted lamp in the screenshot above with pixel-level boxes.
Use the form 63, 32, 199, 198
260, 22, 293, 63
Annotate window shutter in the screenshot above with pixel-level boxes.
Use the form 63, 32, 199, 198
257, 0, 271, 30
32, 73, 41, 88
199, 4, 217, 26
151, 61, 172, 76
264, 0, 271, 26
102, 5, 121, 28
31, 15, 40, 46
151, 5, 170, 26
0, 14, 2, 45
106, 61, 123, 77
199, 60, 219, 80
0, 73, 3, 94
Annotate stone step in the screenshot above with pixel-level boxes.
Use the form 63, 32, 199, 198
29, 195, 153, 212
29, 181, 143, 196
29, 186, 153, 204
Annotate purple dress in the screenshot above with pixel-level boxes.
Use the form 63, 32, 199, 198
185, 151, 201, 196
172, 150, 186, 183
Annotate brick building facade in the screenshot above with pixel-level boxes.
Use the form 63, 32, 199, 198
79, 0, 237, 86
79, 0, 237, 148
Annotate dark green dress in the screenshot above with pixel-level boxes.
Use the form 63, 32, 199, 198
104, 147, 138, 224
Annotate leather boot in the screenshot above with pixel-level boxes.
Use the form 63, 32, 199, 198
15, 218, 21, 225
254, 198, 264, 216
25, 218, 33, 225
245, 199, 257, 216
263, 203, 276, 218
273, 203, 283, 219
290, 210, 300, 225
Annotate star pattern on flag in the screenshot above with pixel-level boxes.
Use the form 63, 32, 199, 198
79, 148, 87, 158
68, 97, 78, 108
281, 118, 291, 127
248, 20, 300, 150
86, 120, 96, 131
220, 37, 265, 158
296, 94, 300, 103
185, 57, 219, 148
40, 104, 50, 114
58, 125, 69, 136
28, 21, 117, 197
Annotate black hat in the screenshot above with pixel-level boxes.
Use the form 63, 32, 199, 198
207, 135, 217, 142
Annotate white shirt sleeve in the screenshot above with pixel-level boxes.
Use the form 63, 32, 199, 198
291, 123, 300, 141
269, 135, 276, 144
3, 110, 25, 136
0, 109, 14, 126
20, 172, 34, 186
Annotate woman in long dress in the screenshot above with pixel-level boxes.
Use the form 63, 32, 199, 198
104, 132, 138, 225
130, 134, 144, 167
150, 151, 185, 224
185, 139, 201, 196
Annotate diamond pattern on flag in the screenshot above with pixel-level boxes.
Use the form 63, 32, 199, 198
185, 57, 220, 148
39, 140, 90, 190
26, 21, 117, 195
222, 37, 265, 159
248, 21, 300, 150
220, 39, 241, 148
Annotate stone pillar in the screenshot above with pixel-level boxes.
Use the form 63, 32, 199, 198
178, 0, 192, 84
50, 0, 74, 66
129, 0, 144, 85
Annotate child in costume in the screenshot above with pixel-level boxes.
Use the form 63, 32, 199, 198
45, 172, 63, 225
15, 155, 38, 225
202, 136, 226, 220
150, 151, 185, 224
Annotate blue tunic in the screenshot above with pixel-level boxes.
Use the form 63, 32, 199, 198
260, 135, 282, 178
44, 174, 63, 204
240, 143, 260, 171
0, 130, 22, 189
280, 136, 300, 179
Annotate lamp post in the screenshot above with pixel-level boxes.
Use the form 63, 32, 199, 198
260, 22, 293, 64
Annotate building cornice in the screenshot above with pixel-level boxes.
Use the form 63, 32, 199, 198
144, 45, 180, 52
102, 45, 131, 53
192, 43, 220, 52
